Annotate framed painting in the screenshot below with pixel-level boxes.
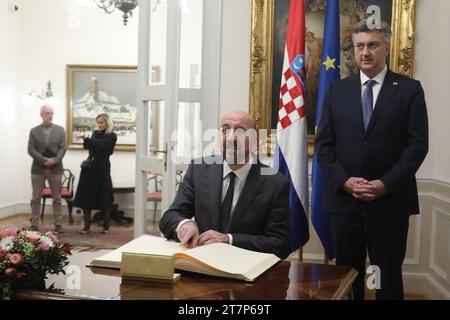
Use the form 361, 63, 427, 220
66, 64, 138, 151
250, 0, 417, 155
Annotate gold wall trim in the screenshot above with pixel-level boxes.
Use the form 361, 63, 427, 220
249, 0, 274, 131
390, 0, 416, 77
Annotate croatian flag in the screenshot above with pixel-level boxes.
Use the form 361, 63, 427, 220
276, 0, 309, 251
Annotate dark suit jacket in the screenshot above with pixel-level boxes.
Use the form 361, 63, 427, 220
159, 157, 292, 259
28, 123, 67, 174
315, 70, 428, 216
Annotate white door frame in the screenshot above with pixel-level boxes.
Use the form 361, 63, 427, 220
134, 0, 222, 237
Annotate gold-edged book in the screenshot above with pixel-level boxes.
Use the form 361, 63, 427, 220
88, 234, 280, 282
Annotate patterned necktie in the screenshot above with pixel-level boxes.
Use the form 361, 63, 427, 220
220, 172, 236, 233
362, 79, 376, 130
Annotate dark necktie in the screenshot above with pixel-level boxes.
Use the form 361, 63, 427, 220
220, 172, 236, 233
362, 79, 376, 130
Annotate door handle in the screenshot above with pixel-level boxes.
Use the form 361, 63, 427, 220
150, 143, 168, 171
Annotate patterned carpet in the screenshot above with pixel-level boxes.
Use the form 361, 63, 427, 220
47, 222, 135, 249
0, 213, 160, 250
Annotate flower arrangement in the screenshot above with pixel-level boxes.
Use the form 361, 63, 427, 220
0, 226, 71, 300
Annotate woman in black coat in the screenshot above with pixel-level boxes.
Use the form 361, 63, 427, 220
74, 113, 117, 234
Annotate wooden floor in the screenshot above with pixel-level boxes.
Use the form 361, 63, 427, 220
1, 213, 427, 300
0, 212, 160, 234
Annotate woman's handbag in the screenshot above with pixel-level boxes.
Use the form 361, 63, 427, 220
80, 157, 94, 169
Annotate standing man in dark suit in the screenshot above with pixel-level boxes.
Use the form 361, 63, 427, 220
160, 111, 291, 259
28, 105, 67, 233
315, 20, 428, 299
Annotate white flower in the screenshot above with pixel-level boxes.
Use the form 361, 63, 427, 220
25, 230, 41, 237
0, 236, 14, 251
39, 236, 55, 248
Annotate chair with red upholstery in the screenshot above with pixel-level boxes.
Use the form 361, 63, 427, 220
146, 171, 184, 222
146, 173, 162, 222
40, 169, 75, 224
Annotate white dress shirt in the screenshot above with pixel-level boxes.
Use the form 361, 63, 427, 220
221, 159, 252, 215
360, 64, 388, 109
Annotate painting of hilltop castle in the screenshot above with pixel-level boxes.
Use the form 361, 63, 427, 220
66, 65, 137, 151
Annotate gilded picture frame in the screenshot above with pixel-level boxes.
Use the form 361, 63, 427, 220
66, 64, 138, 151
250, 0, 417, 156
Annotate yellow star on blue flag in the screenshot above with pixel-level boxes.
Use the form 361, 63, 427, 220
322, 55, 336, 71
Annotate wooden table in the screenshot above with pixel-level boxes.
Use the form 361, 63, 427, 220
112, 186, 135, 194
13, 249, 357, 300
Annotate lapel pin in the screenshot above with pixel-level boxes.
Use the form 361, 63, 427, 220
393, 82, 398, 86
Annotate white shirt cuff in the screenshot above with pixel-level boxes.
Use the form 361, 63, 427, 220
227, 233, 233, 245
175, 219, 193, 232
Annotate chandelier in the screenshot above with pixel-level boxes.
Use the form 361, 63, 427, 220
93, 0, 138, 26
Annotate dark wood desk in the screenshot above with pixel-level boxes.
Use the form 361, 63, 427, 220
14, 249, 357, 300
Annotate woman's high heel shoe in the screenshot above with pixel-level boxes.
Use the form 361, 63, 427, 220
79, 228, 91, 235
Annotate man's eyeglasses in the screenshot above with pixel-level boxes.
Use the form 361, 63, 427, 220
354, 41, 383, 51
220, 127, 248, 137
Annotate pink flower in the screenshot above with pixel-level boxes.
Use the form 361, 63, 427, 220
0, 226, 19, 240
46, 232, 59, 244
0, 248, 5, 257
37, 242, 49, 251
4, 268, 15, 277
9, 253, 23, 266
3, 226, 18, 237
26, 232, 41, 243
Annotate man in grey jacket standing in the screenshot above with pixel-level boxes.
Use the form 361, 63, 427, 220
28, 105, 67, 233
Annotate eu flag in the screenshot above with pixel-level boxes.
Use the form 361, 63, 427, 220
311, 0, 340, 260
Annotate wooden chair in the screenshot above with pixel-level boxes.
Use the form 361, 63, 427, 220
40, 169, 75, 224
146, 173, 162, 222
146, 171, 184, 222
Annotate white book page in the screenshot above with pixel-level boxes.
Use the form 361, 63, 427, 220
92, 234, 187, 267
175, 243, 279, 280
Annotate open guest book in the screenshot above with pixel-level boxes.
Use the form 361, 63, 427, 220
88, 234, 280, 282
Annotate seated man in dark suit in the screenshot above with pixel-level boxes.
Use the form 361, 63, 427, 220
160, 111, 291, 259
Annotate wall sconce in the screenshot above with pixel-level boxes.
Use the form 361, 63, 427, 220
29, 81, 54, 99
26, 80, 58, 105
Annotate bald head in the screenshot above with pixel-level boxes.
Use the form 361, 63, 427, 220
220, 111, 256, 130
220, 110, 257, 170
